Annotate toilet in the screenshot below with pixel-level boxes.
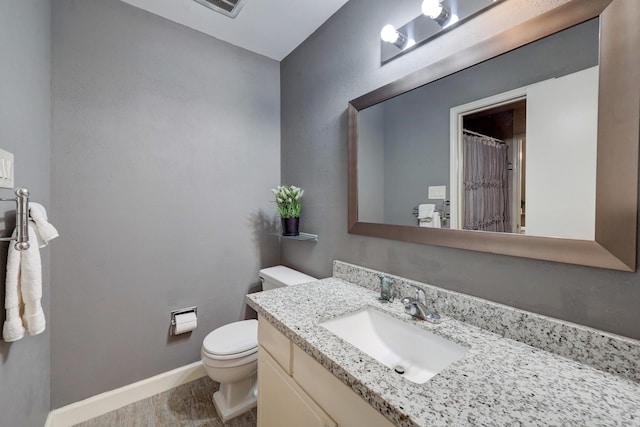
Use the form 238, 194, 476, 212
201, 265, 317, 422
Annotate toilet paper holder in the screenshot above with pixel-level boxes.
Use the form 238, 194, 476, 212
170, 306, 198, 335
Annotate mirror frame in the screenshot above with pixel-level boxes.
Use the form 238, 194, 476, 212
348, 0, 640, 271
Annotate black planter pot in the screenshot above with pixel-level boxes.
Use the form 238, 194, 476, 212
281, 217, 300, 236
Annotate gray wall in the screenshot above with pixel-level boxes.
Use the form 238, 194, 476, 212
357, 103, 384, 223
382, 85, 451, 226
51, 0, 280, 407
0, 1, 52, 426
378, 19, 597, 226
281, 0, 640, 340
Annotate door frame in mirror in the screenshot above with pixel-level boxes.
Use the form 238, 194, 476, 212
348, 0, 639, 271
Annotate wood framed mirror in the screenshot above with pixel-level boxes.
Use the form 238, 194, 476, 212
348, 0, 639, 271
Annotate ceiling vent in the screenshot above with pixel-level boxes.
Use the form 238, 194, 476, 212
192, 0, 247, 18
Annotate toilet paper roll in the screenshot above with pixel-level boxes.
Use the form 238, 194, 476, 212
174, 312, 197, 334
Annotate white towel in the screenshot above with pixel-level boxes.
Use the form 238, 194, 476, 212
432, 212, 441, 228
2, 228, 25, 342
3, 222, 45, 341
418, 204, 436, 220
29, 202, 59, 248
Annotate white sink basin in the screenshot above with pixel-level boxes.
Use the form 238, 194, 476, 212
320, 308, 468, 383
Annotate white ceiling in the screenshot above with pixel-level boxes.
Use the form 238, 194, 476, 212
119, 0, 350, 61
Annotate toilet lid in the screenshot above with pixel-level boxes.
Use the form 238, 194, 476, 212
203, 319, 258, 356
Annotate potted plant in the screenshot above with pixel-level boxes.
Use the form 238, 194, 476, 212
272, 185, 304, 236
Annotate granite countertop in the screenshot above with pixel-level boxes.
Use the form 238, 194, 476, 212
247, 278, 640, 427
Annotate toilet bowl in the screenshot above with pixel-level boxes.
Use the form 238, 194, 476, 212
201, 319, 258, 422
201, 265, 317, 422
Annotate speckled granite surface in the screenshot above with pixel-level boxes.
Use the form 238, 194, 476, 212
247, 278, 640, 427
334, 261, 640, 383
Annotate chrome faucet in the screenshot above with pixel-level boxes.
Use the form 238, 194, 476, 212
401, 285, 442, 323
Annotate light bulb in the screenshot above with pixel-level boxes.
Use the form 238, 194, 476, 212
422, 0, 443, 19
380, 24, 399, 43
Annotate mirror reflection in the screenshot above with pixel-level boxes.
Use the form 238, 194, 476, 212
358, 19, 599, 240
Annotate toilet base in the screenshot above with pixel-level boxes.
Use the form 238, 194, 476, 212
212, 375, 257, 423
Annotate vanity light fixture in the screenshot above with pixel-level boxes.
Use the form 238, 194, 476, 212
380, 24, 416, 50
422, 0, 457, 28
381, 0, 504, 64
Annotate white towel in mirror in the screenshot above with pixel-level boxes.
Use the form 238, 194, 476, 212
418, 204, 435, 219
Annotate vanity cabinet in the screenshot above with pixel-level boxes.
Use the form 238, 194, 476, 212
257, 316, 394, 427
258, 349, 336, 427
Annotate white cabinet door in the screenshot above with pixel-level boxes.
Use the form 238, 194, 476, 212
258, 348, 337, 427
293, 346, 395, 427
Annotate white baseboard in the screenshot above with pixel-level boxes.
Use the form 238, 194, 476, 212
44, 361, 206, 427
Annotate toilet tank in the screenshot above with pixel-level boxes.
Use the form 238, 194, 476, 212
259, 266, 317, 292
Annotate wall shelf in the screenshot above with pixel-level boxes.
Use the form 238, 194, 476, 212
270, 232, 318, 242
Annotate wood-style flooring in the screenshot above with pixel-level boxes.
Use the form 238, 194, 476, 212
73, 377, 257, 427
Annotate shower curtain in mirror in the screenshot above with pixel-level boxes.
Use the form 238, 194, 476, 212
463, 134, 511, 232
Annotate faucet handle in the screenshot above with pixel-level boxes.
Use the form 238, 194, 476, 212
409, 284, 426, 303
426, 297, 447, 324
